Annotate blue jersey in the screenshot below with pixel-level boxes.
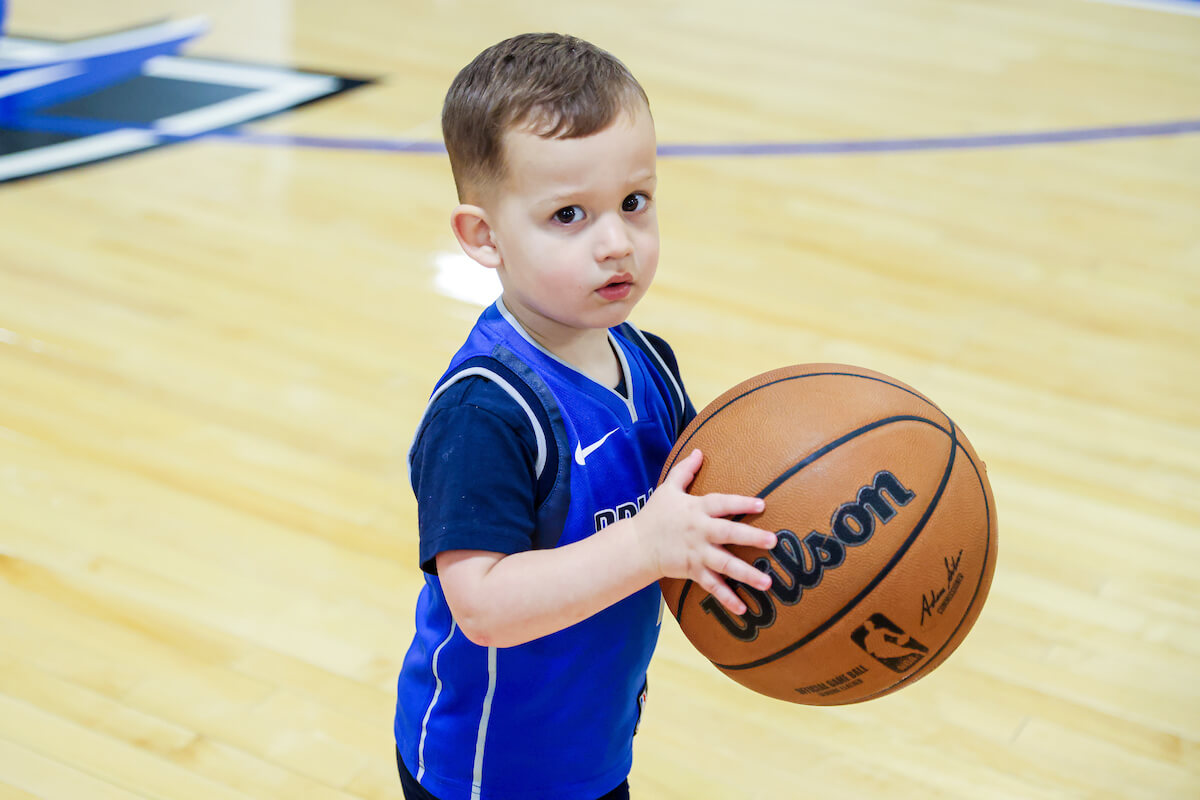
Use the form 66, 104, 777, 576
395, 300, 692, 800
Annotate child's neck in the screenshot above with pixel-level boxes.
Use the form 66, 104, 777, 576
523, 320, 622, 389
573, 336, 623, 390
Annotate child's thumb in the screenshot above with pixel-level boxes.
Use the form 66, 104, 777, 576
663, 448, 703, 490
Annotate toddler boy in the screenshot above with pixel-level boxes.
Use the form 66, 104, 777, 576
395, 32, 775, 800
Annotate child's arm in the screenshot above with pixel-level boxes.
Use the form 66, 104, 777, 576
437, 448, 776, 648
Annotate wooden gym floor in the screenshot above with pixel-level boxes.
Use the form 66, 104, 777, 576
1, 1, 1198, 797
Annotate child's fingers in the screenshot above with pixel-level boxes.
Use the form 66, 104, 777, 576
701, 492, 766, 520
695, 569, 750, 617
709, 518, 777, 551
661, 448, 703, 490
697, 555, 777, 616
707, 545, 773, 592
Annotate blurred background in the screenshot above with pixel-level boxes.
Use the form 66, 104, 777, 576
1, 1, 1197, 798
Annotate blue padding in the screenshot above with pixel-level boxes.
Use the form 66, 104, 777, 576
0, 20, 205, 118
1, 43, 194, 116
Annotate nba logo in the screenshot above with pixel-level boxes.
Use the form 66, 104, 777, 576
851, 613, 930, 673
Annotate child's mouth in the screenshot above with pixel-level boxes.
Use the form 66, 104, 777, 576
597, 276, 634, 301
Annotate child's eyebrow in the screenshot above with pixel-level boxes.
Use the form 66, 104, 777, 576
535, 170, 656, 207
539, 188, 587, 207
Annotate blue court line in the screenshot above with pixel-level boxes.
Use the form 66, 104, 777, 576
215, 117, 1200, 156
4, 114, 1200, 157
1076, 0, 1200, 16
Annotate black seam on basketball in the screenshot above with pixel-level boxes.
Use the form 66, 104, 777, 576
713, 416, 958, 672
674, 582, 692, 621
847, 434, 995, 703
661, 370, 947, 484
755, 414, 934, 500
665, 370, 950, 627
665, 370, 948, 479
671, 413, 938, 625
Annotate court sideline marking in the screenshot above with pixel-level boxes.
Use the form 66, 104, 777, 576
215, 118, 1200, 157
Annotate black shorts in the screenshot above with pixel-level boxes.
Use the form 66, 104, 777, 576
395, 747, 631, 800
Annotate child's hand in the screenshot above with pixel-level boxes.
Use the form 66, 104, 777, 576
634, 449, 778, 616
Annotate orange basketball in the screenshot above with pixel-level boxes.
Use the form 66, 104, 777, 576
659, 364, 997, 705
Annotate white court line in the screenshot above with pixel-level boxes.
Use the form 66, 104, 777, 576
0, 129, 158, 182
0, 63, 83, 98
0, 17, 208, 70
144, 56, 318, 89
1071, 0, 1200, 16
144, 56, 339, 137
154, 73, 337, 136
0, 51, 342, 179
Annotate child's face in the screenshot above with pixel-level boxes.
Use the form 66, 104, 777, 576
485, 101, 659, 344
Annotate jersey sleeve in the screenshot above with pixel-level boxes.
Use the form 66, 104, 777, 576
409, 376, 540, 574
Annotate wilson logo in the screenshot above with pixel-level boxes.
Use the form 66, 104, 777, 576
701, 471, 916, 641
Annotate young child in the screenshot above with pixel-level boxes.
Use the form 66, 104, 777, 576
394, 33, 777, 800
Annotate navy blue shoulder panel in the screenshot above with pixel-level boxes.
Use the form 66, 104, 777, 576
455, 348, 572, 551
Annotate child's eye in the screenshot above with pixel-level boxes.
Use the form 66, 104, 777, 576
553, 206, 585, 225
622, 193, 650, 213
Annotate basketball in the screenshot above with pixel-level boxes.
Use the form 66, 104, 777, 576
659, 364, 997, 705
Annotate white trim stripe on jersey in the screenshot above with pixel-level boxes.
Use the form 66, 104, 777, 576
471, 647, 499, 800
409, 367, 549, 481
495, 298, 638, 421
608, 331, 639, 422
416, 620, 458, 782
625, 324, 686, 429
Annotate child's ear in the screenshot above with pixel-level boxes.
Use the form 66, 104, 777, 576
450, 205, 502, 269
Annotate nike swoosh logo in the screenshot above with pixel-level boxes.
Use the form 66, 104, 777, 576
574, 428, 619, 466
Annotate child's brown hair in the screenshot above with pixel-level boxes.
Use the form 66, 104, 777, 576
442, 33, 650, 202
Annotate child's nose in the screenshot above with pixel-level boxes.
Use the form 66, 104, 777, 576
594, 213, 634, 261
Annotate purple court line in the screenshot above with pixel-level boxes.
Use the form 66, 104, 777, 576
216, 118, 1200, 157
